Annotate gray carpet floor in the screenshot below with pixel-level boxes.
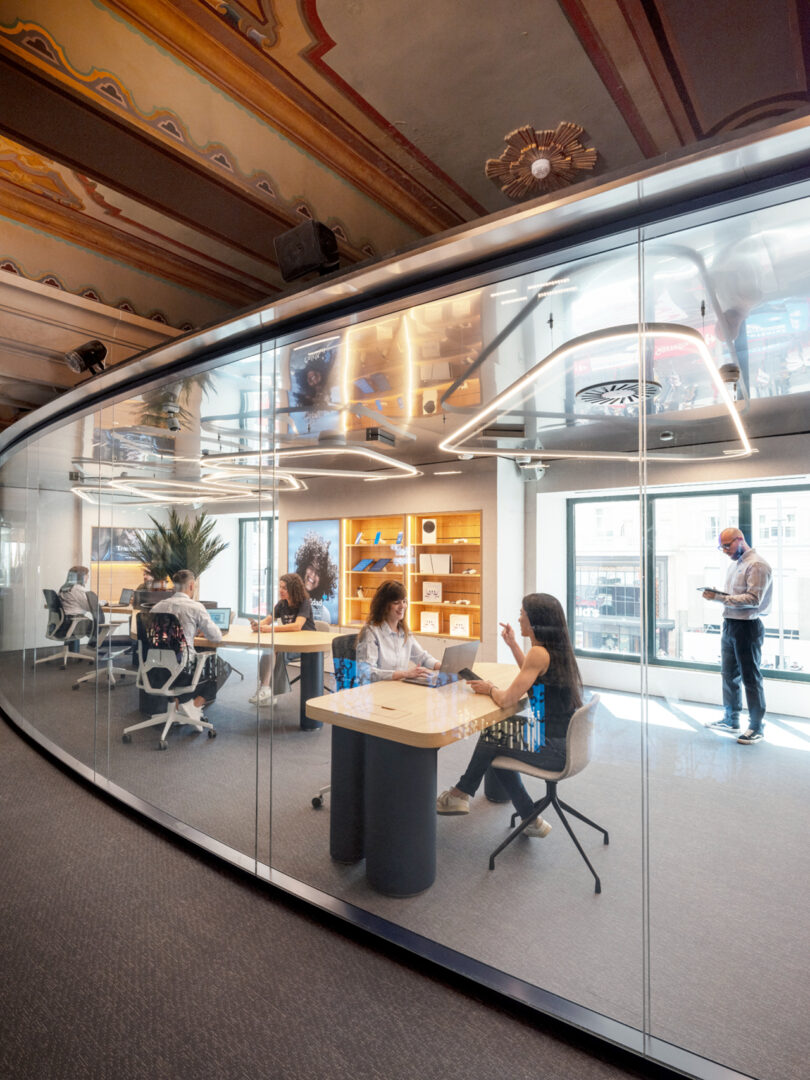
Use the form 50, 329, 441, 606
0, 713, 677, 1080
3, 644, 808, 1080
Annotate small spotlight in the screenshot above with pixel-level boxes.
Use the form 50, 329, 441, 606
165, 403, 181, 433
64, 339, 107, 376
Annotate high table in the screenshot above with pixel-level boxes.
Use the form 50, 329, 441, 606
305, 661, 522, 895
195, 626, 335, 731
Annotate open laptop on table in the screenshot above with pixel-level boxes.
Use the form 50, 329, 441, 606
404, 640, 480, 686
208, 607, 232, 635
118, 587, 134, 605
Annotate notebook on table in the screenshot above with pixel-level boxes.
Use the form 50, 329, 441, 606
404, 640, 480, 687
208, 607, 232, 634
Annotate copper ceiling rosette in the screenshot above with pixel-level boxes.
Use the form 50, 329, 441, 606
485, 122, 597, 200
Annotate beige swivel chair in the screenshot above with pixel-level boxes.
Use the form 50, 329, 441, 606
488, 694, 608, 892
123, 611, 215, 750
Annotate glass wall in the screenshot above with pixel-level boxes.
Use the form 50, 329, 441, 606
1, 136, 809, 1080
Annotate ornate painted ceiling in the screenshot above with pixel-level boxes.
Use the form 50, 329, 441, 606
0, 0, 808, 430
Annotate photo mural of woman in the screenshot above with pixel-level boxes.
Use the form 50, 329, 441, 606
287, 519, 340, 624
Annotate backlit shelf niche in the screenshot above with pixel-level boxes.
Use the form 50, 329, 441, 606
407, 511, 481, 640
341, 515, 407, 626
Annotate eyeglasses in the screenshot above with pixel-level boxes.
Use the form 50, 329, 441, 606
718, 537, 742, 550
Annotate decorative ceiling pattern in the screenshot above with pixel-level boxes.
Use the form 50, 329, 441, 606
0, 0, 807, 431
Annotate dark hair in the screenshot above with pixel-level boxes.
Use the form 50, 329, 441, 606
293, 531, 338, 601
61, 565, 89, 590
172, 569, 196, 589
365, 580, 409, 637
522, 593, 582, 713
291, 348, 335, 411
280, 572, 308, 610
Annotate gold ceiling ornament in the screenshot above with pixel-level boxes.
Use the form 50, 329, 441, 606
485, 122, 597, 200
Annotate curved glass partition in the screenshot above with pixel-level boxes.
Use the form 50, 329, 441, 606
2, 122, 809, 1080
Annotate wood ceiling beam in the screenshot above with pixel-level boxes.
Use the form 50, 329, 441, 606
0, 178, 271, 308
0, 53, 362, 274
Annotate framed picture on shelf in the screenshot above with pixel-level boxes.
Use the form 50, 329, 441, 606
449, 613, 470, 638
420, 611, 440, 634
422, 580, 443, 602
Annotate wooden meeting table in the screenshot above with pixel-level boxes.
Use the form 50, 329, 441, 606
305, 661, 522, 895
194, 626, 336, 731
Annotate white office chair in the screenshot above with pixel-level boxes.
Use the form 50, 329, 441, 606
123, 612, 215, 750
34, 589, 97, 669
488, 695, 608, 892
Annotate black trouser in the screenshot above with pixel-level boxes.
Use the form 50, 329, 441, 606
721, 618, 766, 732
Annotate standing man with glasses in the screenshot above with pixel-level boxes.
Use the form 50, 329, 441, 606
703, 529, 772, 744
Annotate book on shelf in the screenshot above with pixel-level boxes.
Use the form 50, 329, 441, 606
374, 530, 382, 544
420, 611, 440, 634
351, 558, 374, 572
449, 613, 470, 637
395, 531, 404, 546
368, 558, 390, 572
422, 580, 442, 602
354, 530, 364, 544
418, 553, 452, 574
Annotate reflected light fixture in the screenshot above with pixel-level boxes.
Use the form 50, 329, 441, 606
203, 444, 420, 481
64, 339, 108, 376
440, 323, 753, 464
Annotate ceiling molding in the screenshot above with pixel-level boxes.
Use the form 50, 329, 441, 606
103, 0, 470, 235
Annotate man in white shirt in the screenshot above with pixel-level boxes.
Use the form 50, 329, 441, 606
151, 569, 222, 722
703, 529, 773, 745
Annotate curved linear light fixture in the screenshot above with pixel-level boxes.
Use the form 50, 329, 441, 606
202, 445, 421, 480
439, 323, 753, 464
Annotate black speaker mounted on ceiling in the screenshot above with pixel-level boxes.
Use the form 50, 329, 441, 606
273, 220, 339, 283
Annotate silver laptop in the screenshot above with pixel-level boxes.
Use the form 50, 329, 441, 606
208, 607, 232, 634
404, 640, 480, 686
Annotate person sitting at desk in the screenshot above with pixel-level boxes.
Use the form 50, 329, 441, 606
356, 581, 440, 682
59, 564, 104, 649
151, 569, 224, 722
248, 573, 314, 706
436, 593, 583, 839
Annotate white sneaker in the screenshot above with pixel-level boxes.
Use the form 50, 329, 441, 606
179, 700, 203, 722
524, 816, 552, 838
436, 790, 470, 815
249, 686, 275, 706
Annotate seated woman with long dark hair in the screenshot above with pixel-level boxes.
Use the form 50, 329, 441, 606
356, 580, 440, 682
248, 572, 315, 706
436, 592, 583, 838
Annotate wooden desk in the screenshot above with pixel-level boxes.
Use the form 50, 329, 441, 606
306, 661, 521, 895
195, 627, 335, 731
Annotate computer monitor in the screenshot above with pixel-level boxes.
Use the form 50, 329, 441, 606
208, 607, 232, 631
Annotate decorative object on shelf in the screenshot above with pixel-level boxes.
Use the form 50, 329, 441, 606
453, 537, 468, 544
485, 122, 597, 201
395, 531, 404, 546
356, 587, 365, 598
419, 553, 452, 574
374, 530, 382, 544
422, 580, 443, 602
462, 568, 478, 575
368, 557, 390, 572
449, 613, 471, 637
421, 518, 437, 544
456, 598, 471, 605
420, 611, 440, 634
354, 530, 364, 544
352, 557, 374, 572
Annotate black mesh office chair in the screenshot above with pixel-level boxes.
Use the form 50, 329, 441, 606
123, 611, 216, 750
34, 589, 96, 669
71, 590, 130, 690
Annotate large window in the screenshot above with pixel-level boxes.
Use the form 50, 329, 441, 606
570, 485, 810, 677
238, 516, 275, 617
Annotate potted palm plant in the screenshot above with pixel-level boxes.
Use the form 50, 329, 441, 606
126, 509, 228, 592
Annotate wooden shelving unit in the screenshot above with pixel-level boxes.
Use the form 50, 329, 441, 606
342, 514, 407, 627
407, 511, 481, 640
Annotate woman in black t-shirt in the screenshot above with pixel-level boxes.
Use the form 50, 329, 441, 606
248, 573, 314, 705
436, 593, 583, 838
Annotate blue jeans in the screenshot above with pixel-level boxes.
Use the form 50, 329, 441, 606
721, 618, 766, 732
456, 735, 567, 819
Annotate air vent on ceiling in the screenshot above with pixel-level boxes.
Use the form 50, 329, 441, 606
576, 380, 662, 406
